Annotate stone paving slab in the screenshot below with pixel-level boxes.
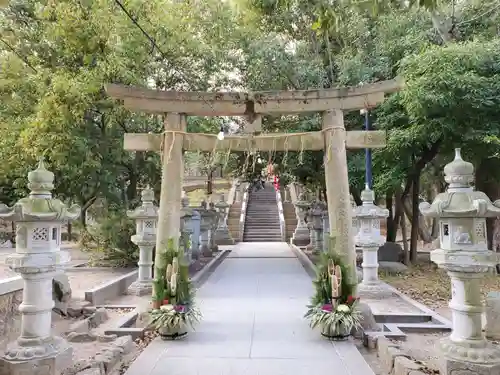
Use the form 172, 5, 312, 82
125, 242, 374, 375
226, 242, 295, 258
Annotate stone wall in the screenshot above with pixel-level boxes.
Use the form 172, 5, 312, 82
0, 287, 22, 351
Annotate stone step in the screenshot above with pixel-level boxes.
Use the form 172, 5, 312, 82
244, 222, 281, 227
244, 229, 281, 233
244, 235, 282, 239
242, 238, 282, 242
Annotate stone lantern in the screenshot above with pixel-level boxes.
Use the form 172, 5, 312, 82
199, 200, 215, 257
419, 149, 500, 375
214, 193, 234, 245
127, 186, 158, 296
180, 196, 193, 262
353, 185, 389, 290
292, 193, 311, 246
234, 181, 242, 203
0, 159, 80, 374
322, 210, 330, 252
208, 201, 219, 251
310, 202, 325, 253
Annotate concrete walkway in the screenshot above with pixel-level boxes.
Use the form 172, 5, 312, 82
125, 242, 375, 375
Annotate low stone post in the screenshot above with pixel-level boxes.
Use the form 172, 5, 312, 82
191, 210, 201, 260
180, 196, 193, 263
234, 181, 241, 203
208, 201, 219, 251
214, 193, 234, 245
0, 159, 80, 375
199, 200, 214, 257
283, 187, 290, 203
420, 148, 500, 375
310, 203, 324, 253
353, 186, 388, 291
306, 207, 316, 251
292, 194, 310, 246
322, 210, 330, 252
127, 186, 158, 296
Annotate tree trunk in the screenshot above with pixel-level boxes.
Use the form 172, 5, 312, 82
350, 186, 362, 206
385, 192, 395, 242
402, 196, 434, 243
80, 196, 97, 228
401, 211, 410, 265
410, 172, 420, 263
475, 160, 500, 250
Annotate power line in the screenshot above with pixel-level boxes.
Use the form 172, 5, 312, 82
113, 0, 222, 116
113, 0, 165, 57
0, 38, 38, 73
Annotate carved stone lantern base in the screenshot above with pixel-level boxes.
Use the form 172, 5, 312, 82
291, 228, 310, 247
0, 336, 72, 375
439, 337, 500, 375
214, 228, 234, 245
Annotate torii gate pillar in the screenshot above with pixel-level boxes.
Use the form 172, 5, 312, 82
322, 110, 357, 291
154, 113, 185, 274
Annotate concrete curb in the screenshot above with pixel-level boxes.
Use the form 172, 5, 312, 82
103, 250, 232, 340
290, 243, 452, 340
85, 270, 138, 306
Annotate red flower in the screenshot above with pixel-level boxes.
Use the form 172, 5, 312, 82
174, 305, 186, 313
162, 299, 169, 305
347, 296, 356, 305
321, 304, 333, 312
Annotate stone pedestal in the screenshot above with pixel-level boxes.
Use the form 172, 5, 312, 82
127, 187, 158, 296
419, 149, 500, 375
190, 210, 201, 260
180, 196, 194, 263
485, 292, 500, 340
234, 182, 241, 203
214, 194, 234, 245
310, 203, 324, 253
322, 212, 330, 252
292, 197, 310, 246
306, 219, 316, 251
0, 159, 80, 375
1, 338, 73, 375
208, 202, 219, 251
199, 200, 215, 257
353, 186, 388, 293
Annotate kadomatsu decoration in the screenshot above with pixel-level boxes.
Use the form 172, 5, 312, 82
304, 236, 362, 340
149, 238, 201, 340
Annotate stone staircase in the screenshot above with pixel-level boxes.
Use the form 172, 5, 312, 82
243, 186, 282, 242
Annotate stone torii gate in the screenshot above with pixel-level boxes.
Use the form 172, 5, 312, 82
106, 79, 401, 286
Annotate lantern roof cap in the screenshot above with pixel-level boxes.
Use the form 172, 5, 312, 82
421, 150, 500, 217
127, 186, 158, 219
353, 185, 389, 219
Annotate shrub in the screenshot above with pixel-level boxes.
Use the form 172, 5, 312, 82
81, 210, 138, 267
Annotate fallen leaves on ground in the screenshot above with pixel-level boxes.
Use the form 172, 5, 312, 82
380, 262, 500, 310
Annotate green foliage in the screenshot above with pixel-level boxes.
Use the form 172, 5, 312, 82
81, 211, 137, 267
148, 304, 202, 331
153, 239, 194, 306
311, 237, 356, 306
304, 303, 363, 336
